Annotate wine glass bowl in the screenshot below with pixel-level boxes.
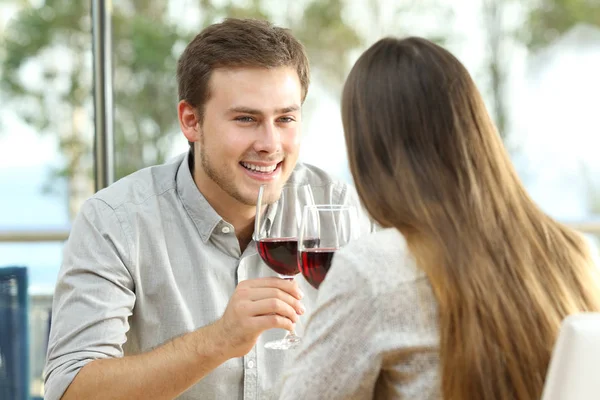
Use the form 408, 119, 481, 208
256, 239, 299, 277
298, 205, 358, 289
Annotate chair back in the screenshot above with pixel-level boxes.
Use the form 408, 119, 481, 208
541, 313, 600, 400
0, 266, 30, 400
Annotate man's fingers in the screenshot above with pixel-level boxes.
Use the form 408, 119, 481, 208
238, 277, 304, 300
253, 314, 296, 332
247, 298, 300, 323
245, 288, 306, 315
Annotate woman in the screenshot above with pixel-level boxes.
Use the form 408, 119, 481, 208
279, 37, 600, 399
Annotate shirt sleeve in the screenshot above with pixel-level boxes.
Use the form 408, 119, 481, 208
43, 198, 135, 400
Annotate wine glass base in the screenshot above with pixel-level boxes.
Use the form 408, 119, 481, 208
264, 335, 302, 350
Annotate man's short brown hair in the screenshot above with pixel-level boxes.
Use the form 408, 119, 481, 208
177, 18, 310, 124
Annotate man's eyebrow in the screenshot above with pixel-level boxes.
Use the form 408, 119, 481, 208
276, 105, 300, 114
227, 106, 261, 115
227, 105, 300, 115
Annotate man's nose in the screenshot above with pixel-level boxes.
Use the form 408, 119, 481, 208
253, 122, 281, 154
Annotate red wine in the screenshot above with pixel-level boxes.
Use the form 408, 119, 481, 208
257, 238, 299, 276
299, 248, 336, 289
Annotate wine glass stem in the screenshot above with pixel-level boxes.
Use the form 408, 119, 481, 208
281, 276, 301, 340
283, 276, 300, 334
283, 329, 301, 344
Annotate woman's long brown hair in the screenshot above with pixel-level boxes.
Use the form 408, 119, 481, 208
342, 37, 600, 399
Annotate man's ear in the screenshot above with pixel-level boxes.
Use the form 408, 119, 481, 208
178, 100, 201, 142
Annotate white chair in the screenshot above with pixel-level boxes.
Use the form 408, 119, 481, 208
541, 312, 600, 400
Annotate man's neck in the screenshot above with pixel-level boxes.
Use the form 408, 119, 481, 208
192, 162, 256, 251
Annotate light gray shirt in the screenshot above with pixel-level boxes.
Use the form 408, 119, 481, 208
280, 228, 441, 400
43, 152, 374, 400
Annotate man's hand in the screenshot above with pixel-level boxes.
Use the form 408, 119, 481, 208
215, 277, 306, 358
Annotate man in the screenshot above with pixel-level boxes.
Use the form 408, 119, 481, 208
44, 18, 373, 400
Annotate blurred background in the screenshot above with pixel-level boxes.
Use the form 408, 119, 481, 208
0, 0, 599, 397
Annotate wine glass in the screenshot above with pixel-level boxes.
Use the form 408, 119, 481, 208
298, 205, 359, 289
254, 184, 314, 350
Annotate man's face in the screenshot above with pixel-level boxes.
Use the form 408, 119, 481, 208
193, 66, 303, 207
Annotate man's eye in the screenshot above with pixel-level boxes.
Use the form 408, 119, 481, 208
235, 116, 254, 122
278, 117, 295, 123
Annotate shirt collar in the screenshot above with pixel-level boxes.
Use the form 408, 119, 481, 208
176, 151, 223, 243
176, 151, 294, 243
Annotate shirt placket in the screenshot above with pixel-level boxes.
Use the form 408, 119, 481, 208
238, 256, 259, 399
243, 345, 259, 399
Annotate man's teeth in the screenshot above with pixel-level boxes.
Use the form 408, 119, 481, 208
240, 162, 278, 173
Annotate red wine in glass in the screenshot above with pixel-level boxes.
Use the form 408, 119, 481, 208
257, 238, 320, 277
298, 205, 358, 289
298, 248, 336, 289
257, 238, 299, 276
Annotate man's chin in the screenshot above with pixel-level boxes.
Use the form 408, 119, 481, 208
241, 170, 291, 205
256, 184, 283, 205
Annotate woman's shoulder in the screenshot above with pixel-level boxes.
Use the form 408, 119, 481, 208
334, 228, 426, 287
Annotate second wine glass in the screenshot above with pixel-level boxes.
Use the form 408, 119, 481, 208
298, 205, 359, 289
254, 184, 314, 350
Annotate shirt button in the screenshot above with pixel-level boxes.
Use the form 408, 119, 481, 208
221, 226, 231, 234
247, 360, 255, 369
